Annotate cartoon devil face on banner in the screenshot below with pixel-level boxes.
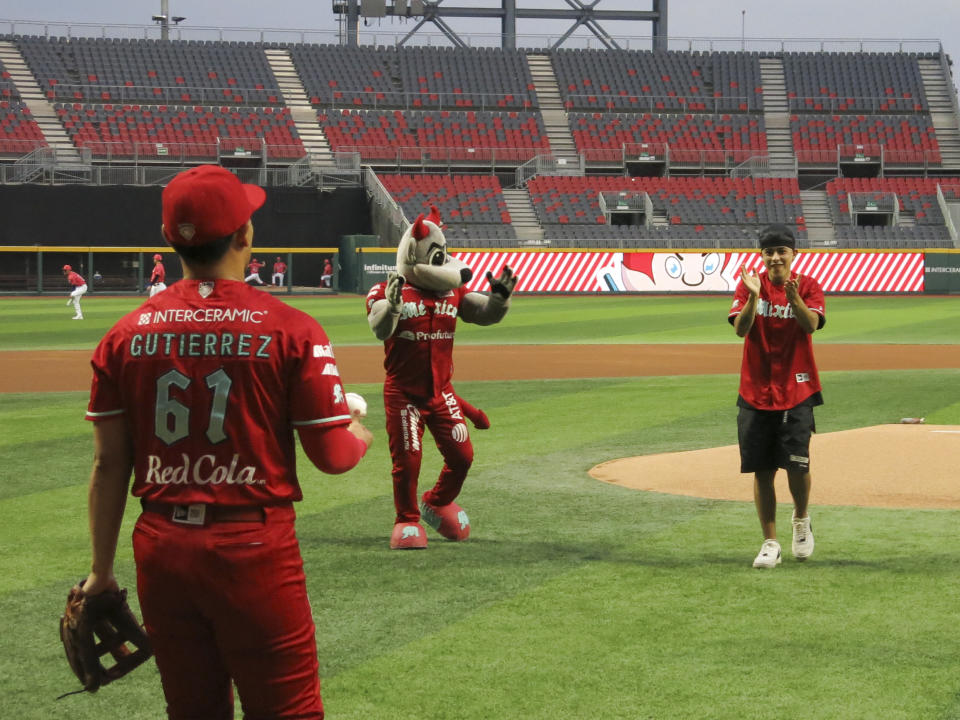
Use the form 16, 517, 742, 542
396, 206, 474, 292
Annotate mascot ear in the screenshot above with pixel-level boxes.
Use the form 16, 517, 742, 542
426, 205, 443, 229
411, 213, 429, 241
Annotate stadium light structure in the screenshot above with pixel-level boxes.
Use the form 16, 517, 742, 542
152, 0, 185, 41
332, 0, 669, 50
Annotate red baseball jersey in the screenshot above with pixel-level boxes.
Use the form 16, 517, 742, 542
248, 260, 265, 274
150, 262, 166, 284
729, 270, 825, 410
86, 279, 352, 505
273, 261, 287, 274
67, 271, 86, 287
366, 282, 470, 397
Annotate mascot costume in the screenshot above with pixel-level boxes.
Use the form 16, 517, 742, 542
366, 207, 518, 549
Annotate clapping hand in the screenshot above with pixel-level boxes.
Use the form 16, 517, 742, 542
784, 273, 802, 303
740, 266, 761, 297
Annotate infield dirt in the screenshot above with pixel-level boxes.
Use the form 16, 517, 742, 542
3, 344, 957, 508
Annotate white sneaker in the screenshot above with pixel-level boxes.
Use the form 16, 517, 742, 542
753, 539, 782, 568
72, 315, 83, 320
792, 512, 814, 561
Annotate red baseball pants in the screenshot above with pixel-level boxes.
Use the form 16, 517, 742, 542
132, 505, 323, 719
384, 384, 474, 523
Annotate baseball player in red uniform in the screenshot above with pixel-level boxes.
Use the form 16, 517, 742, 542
728, 223, 825, 569
366, 207, 517, 549
271, 256, 287, 286
149, 253, 167, 297
62, 264, 87, 319
81, 165, 373, 718
245, 257, 265, 284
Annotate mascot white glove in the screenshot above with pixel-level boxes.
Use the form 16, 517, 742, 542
386, 271, 405, 314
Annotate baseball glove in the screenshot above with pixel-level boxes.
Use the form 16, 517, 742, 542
59, 580, 152, 695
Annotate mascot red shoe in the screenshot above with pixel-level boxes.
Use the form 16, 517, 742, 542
365, 207, 517, 549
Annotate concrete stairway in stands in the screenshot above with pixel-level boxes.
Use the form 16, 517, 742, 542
263, 47, 334, 167
918, 57, 960, 171
758, 57, 797, 176
800, 189, 836, 246
525, 53, 579, 164
502, 188, 545, 244
0, 39, 83, 163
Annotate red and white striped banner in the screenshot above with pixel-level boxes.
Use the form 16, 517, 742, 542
453, 251, 925, 293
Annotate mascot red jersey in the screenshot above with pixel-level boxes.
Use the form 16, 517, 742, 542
366, 207, 518, 549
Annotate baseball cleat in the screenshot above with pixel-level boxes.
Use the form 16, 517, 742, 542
752, 539, 782, 569
792, 512, 814, 561
390, 522, 427, 550
419, 497, 470, 541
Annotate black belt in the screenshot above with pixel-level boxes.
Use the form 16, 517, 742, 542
141, 500, 267, 525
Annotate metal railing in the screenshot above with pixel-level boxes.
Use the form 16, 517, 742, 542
338, 144, 541, 170
61, 139, 306, 165
44, 83, 283, 105
0, 21, 944, 54
788, 97, 929, 113
598, 191, 652, 227
936, 184, 959, 244
515, 153, 586, 187
847, 191, 899, 225
0, 160, 359, 188
564, 94, 756, 112
313, 90, 535, 111
364, 166, 408, 247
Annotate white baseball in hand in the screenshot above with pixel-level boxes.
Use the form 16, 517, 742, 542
345, 392, 367, 418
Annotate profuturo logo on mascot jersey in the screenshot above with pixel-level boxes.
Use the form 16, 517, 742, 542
144, 454, 265, 486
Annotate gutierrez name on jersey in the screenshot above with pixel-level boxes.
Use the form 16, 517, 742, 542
129, 332, 273, 358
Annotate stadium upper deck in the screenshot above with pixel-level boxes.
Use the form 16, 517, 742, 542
0, 33, 957, 249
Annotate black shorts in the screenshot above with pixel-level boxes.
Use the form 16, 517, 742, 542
737, 401, 816, 473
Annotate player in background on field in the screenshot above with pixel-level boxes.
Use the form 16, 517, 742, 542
729, 224, 824, 569
245, 257, 265, 284
149, 253, 167, 297
63, 264, 87, 320
272, 256, 287, 286
80, 165, 373, 718
320, 257, 333, 288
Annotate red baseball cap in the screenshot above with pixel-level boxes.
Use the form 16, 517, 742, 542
162, 165, 266, 246
153, 253, 163, 262
63, 264, 72, 272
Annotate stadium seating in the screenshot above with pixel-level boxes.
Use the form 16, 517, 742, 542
791, 114, 940, 165
0, 100, 47, 154
290, 44, 535, 109
527, 175, 804, 228
320, 109, 548, 162
570, 111, 766, 163
826, 177, 958, 248
782, 52, 929, 112
54, 103, 304, 159
378, 173, 513, 227
15, 36, 282, 105
551, 49, 764, 112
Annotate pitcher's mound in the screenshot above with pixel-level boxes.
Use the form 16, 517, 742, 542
590, 425, 960, 509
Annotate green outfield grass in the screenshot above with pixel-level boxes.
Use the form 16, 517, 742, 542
1, 295, 959, 719
2, 294, 960, 350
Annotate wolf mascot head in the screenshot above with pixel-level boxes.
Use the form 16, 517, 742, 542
396, 206, 473, 292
